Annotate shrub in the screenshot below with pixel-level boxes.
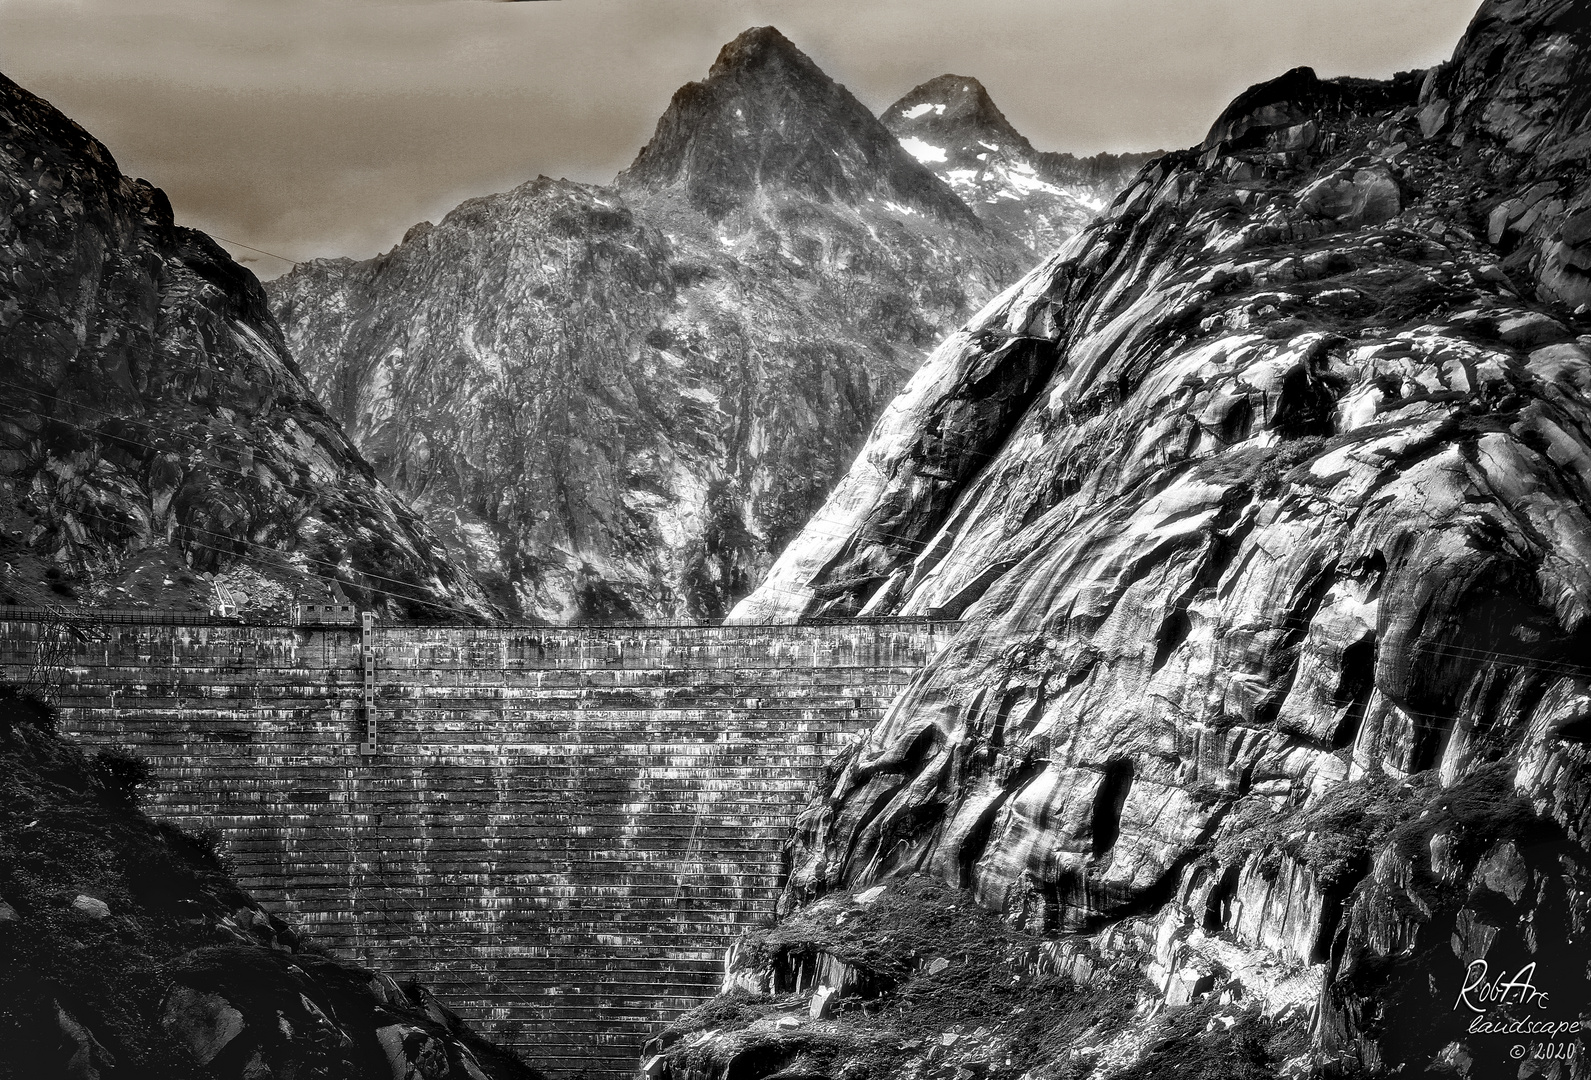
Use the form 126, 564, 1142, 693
89, 748, 153, 806
0, 684, 56, 732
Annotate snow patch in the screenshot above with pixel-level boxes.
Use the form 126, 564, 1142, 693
898, 137, 947, 164
1002, 166, 1064, 198
884, 201, 922, 217
461, 323, 506, 380
900, 103, 936, 120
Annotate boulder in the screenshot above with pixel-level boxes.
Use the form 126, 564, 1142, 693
160, 985, 247, 1067
1562, 209, 1591, 249
1497, 310, 1572, 348
56, 1005, 115, 1080
376, 1022, 452, 1080
809, 985, 838, 1020
70, 895, 110, 920
1295, 165, 1401, 228
1417, 98, 1451, 139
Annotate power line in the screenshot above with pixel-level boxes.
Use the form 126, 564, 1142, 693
21, 489, 488, 622
209, 233, 298, 266
10, 365, 1588, 666
2, 377, 966, 567
18, 398, 1591, 683
0, 379, 473, 532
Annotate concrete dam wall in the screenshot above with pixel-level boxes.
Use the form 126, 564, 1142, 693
0, 615, 951, 1078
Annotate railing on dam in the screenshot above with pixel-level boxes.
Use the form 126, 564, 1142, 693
0, 613, 954, 1079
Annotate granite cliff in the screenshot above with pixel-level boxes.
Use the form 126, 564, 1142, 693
0, 73, 494, 621
0, 688, 542, 1080
267, 29, 1139, 622
703, 0, 1591, 1075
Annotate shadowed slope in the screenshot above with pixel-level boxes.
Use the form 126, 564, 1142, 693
0, 72, 494, 621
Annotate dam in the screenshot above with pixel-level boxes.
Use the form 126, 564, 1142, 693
0, 611, 951, 1078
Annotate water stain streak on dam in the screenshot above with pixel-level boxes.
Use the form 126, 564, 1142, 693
0, 615, 950, 1078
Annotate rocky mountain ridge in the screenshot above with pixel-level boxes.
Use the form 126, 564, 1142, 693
0, 72, 494, 621
268, 28, 1139, 622
710, 0, 1591, 1075
883, 74, 1156, 257
619, 27, 976, 227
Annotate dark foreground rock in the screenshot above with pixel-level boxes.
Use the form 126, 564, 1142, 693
726, 0, 1591, 1074
0, 688, 544, 1080
0, 72, 493, 620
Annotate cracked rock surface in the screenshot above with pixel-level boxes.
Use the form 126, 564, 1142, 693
730, 1, 1591, 1073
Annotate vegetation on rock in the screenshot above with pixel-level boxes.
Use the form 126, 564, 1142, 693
649, 877, 1312, 1080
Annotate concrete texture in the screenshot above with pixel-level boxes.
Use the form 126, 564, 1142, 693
0, 615, 951, 1077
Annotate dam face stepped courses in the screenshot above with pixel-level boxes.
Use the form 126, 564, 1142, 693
0, 616, 951, 1078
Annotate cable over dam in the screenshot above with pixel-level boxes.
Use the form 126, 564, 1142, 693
0, 614, 952, 1079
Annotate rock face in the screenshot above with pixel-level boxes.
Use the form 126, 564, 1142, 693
267, 28, 1138, 623
883, 75, 1155, 258
620, 28, 974, 227
0, 72, 492, 621
648, 876, 1309, 1080
731, 1, 1591, 1073
0, 688, 542, 1080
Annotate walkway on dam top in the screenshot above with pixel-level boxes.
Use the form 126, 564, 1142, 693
0, 603, 947, 630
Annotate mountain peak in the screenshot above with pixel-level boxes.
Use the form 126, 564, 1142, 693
707, 25, 812, 80
883, 74, 1033, 158
617, 27, 975, 224
877, 71, 1151, 257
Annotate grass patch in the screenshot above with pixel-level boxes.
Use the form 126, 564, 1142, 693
658, 877, 1144, 1080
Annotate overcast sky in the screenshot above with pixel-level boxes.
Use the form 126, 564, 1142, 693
0, 0, 1482, 278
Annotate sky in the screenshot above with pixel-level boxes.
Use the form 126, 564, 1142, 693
0, 0, 1483, 279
